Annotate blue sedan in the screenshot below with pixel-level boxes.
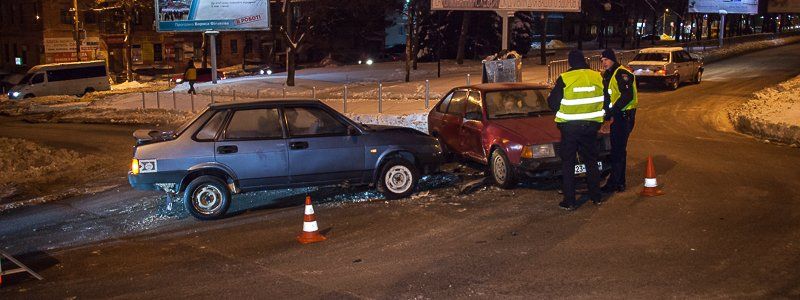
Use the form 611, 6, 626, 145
128, 99, 443, 220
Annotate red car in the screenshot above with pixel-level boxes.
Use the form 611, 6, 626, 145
171, 68, 225, 84
428, 83, 612, 188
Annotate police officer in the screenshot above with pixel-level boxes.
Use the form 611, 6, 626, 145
547, 49, 606, 210
599, 49, 638, 193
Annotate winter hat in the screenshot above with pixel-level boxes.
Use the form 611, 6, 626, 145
568, 49, 587, 68
601, 48, 618, 63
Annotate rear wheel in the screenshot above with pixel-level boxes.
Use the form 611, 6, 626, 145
183, 175, 231, 220
377, 158, 419, 200
666, 75, 680, 90
490, 149, 517, 189
81, 87, 96, 97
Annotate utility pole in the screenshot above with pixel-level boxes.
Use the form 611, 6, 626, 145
73, 0, 82, 62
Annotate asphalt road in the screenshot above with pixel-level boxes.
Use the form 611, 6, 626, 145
2, 44, 800, 298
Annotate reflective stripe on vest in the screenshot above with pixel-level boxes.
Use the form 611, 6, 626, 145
609, 66, 638, 111
555, 69, 605, 123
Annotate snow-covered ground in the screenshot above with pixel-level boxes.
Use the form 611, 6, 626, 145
729, 74, 800, 146
700, 35, 800, 63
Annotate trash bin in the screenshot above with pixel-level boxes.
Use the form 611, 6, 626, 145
482, 51, 522, 84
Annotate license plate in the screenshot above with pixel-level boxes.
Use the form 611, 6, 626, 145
634, 69, 653, 75
575, 162, 602, 174
139, 159, 158, 173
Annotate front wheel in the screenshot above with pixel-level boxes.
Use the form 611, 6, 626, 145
183, 175, 231, 220
693, 71, 703, 84
377, 158, 419, 200
490, 149, 517, 189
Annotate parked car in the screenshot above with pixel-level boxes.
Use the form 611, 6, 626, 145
428, 83, 611, 188
129, 99, 443, 220
628, 47, 704, 90
6, 61, 110, 99
170, 68, 225, 84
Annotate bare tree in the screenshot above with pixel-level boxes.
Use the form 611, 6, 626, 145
404, 0, 416, 82
280, 0, 312, 87
456, 12, 471, 65
93, 0, 152, 82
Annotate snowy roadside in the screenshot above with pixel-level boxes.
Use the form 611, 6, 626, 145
728, 74, 800, 146
699, 34, 800, 63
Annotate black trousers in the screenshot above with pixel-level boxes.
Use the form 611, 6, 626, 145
558, 121, 602, 204
607, 109, 636, 188
188, 81, 196, 95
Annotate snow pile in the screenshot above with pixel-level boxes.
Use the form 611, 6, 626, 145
700, 35, 800, 63
24, 108, 193, 126
530, 39, 569, 50
729, 74, 800, 146
112, 81, 152, 91
345, 112, 429, 133
0, 138, 84, 201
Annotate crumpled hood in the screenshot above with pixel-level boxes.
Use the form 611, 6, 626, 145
490, 116, 561, 145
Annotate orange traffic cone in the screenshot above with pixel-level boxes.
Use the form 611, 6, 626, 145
297, 196, 327, 244
640, 156, 665, 197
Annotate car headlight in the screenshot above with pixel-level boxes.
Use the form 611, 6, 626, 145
521, 143, 556, 159
11, 91, 21, 98
176, 78, 183, 84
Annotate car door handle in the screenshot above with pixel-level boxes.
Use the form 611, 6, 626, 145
217, 145, 238, 154
290, 141, 309, 150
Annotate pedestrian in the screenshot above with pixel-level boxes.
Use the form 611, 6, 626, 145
547, 49, 606, 211
184, 60, 197, 95
599, 49, 638, 193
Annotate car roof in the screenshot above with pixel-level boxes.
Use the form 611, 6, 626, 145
639, 47, 684, 53
208, 98, 322, 110
452, 82, 550, 92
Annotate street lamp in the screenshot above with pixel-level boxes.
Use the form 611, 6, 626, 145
663, 8, 670, 36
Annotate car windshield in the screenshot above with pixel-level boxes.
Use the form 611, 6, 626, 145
17, 73, 34, 86
485, 89, 550, 119
633, 53, 669, 62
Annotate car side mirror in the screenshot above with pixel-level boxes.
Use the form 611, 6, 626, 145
347, 125, 360, 135
464, 112, 482, 121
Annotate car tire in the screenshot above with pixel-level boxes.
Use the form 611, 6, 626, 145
490, 149, 517, 189
183, 175, 231, 220
377, 157, 419, 200
432, 134, 452, 162
23, 94, 35, 99
667, 75, 680, 90
693, 71, 702, 84
82, 87, 95, 97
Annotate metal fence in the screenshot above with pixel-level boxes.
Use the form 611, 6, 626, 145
547, 50, 638, 85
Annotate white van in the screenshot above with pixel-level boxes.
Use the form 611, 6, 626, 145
6, 60, 111, 100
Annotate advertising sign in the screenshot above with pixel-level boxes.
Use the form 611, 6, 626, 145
156, 0, 270, 32
43, 37, 101, 64
768, 0, 800, 13
688, 0, 760, 14
431, 0, 580, 12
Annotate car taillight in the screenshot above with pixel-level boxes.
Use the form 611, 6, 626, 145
656, 69, 666, 76
131, 158, 139, 175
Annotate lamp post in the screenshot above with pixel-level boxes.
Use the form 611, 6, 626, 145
72, 0, 82, 62
663, 8, 669, 37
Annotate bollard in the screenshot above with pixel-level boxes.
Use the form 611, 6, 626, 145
425, 80, 430, 109
156, 92, 161, 109
466, 74, 471, 85
191, 93, 195, 112
343, 85, 348, 113
210, 90, 214, 103
283, 87, 286, 97
172, 91, 176, 110
312, 86, 316, 99
378, 82, 383, 113
233, 90, 237, 102
256, 89, 260, 98
141, 92, 146, 109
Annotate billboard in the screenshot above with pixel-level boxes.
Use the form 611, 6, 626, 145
431, 0, 580, 12
688, 0, 760, 14
156, 0, 270, 32
768, 0, 800, 13
44, 37, 102, 64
